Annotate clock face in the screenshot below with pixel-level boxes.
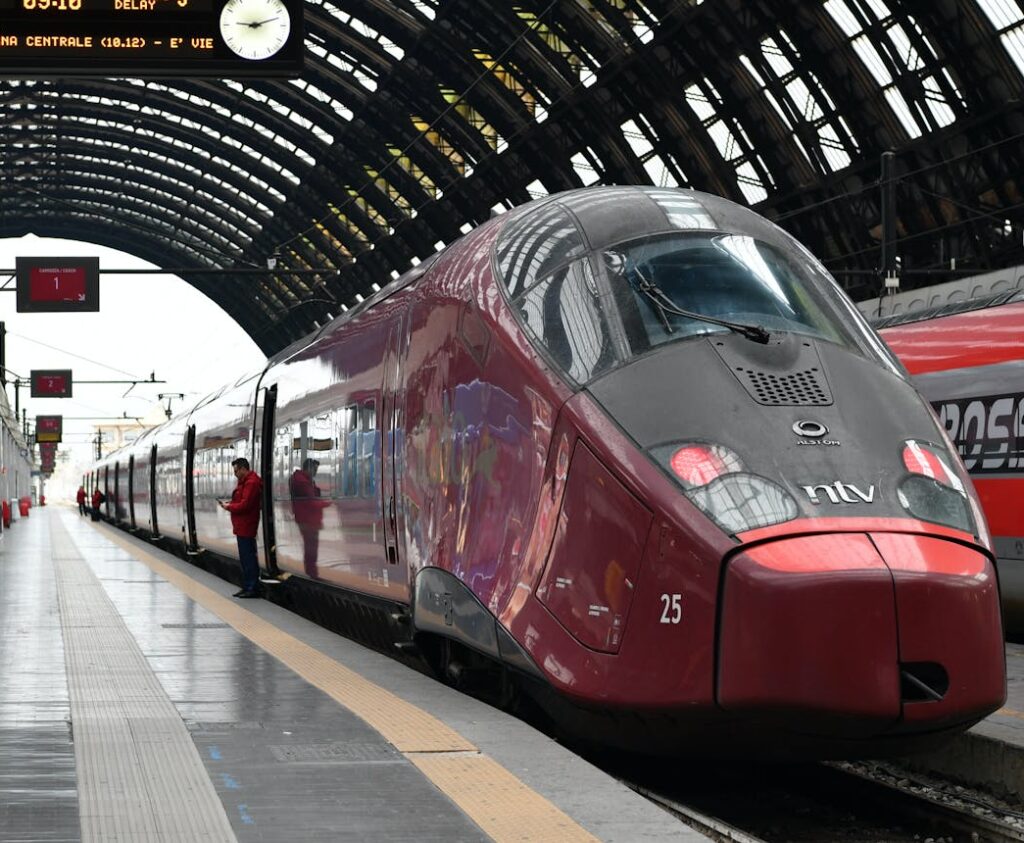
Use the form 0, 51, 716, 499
219, 0, 292, 61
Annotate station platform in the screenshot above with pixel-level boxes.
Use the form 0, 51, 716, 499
0, 507, 696, 842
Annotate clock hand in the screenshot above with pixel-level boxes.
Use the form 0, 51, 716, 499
240, 16, 279, 27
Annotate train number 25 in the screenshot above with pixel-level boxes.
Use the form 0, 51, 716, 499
659, 593, 683, 624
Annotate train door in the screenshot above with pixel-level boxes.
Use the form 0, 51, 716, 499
149, 444, 160, 539
128, 455, 136, 529
103, 466, 110, 518
113, 462, 120, 522
185, 425, 198, 552
254, 384, 279, 575
381, 315, 408, 583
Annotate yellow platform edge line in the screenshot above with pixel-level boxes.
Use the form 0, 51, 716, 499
996, 707, 1024, 721
409, 753, 601, 843
93, 522, 600, 843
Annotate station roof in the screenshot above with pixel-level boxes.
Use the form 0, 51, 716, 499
2, 0, 1024, 354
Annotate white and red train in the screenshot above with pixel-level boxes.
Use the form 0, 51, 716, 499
89, 186, 1005, 757
880, 290, 1024, 636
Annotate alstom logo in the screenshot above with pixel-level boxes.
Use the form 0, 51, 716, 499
801, 482, 876, 505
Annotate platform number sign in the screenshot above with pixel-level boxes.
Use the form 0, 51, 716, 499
659, 593, 683, 624
16, 257, 99, 313
35, 415, 63, 444
31, 370, 73, 399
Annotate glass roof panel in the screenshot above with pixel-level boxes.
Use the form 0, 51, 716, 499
570, 149, 602, 185
409, 1, 437, 21
975, 0, 1024, 29
825, 0, 962, 136
740, 30, 858, 173
620, 116, 688, 187
411, 115, 467, 174
978, 1, 1024, 79
439, 86, 504, 151
851, 36, 893, 85
684, 79, 771, 201
1000, 26, 1024, 77
884, 88, 922, 137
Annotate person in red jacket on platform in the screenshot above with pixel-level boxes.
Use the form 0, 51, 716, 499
76, 486, 87, 516
218, 457, 262, 598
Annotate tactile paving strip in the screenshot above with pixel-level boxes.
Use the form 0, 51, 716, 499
93, 519, 601, 843
410, 752, 603, 843
50, 516, 237, 843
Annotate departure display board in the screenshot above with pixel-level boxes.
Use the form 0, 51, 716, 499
16, 257, 99, 312
36, 415, 63, 443
0, 0, 304, 77
31, 369, 73, 398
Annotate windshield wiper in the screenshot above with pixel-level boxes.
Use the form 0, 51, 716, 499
633, 267, 771, 345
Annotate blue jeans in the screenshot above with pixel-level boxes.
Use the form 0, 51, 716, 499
236, 536, 259, 592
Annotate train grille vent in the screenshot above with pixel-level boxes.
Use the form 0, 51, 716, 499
736, 367, 832, 406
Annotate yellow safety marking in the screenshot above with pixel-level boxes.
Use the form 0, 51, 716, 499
93, 523, 599, 843
996, 707, 1024, 721
410, 752, 600, 843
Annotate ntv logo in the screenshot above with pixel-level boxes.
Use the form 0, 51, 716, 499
801, 481, 876, 505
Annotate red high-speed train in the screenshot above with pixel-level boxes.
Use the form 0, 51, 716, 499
89, 186, 1005, 757
880, 290, 1024, 637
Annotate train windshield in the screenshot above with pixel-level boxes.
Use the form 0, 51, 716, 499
604, 234, 856, 348
508, 232, 899, 384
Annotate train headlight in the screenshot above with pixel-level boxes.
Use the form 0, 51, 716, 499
650, 442, 798, 535
898, 440, 974, 534
667, 443, 742, 487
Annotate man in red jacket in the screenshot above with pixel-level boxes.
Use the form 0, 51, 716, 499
76, 486, 87, 516
218, 457, 262, 598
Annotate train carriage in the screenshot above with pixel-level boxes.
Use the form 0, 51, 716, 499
880, 291, 1024, 635
90, 186, 1006, 757
189, 372, 261, 560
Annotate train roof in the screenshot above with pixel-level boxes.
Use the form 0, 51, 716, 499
503, 186, 798, 254
871, 289, 1024, 330
879, 296, 1024, 375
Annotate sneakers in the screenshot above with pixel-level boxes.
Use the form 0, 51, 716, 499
232, 589, 260, 599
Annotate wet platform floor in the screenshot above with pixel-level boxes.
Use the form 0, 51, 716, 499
0, 507, 695, 842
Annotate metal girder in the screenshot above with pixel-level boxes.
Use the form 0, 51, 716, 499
4, 0, 1024, 352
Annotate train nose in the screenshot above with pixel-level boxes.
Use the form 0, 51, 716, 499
716, 533, 1005, 738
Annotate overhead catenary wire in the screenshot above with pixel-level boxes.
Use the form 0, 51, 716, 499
773, 128, 1024, 224
821, 195, 1024, 267
7, 330, 145, 379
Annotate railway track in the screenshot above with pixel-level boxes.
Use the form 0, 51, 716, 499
615, 757, 1024, 842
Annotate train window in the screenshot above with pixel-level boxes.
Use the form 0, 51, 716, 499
310, 414, 337, 497
495, 203, 586, 298
602, 233, 868, 356
515, 259, 620, 383
194, 443, 236, 506
274, 425, 292, 502
284, 415, 337, 505
342, 405, 359, 497
360, 401, 377, 498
